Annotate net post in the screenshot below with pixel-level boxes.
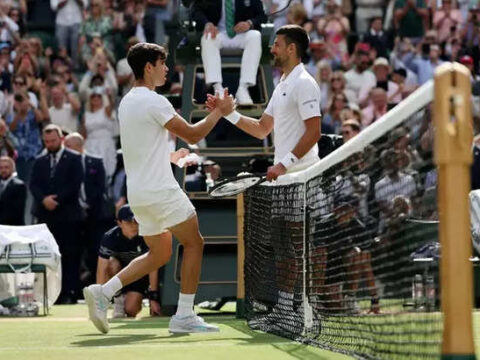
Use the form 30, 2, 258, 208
434, 62, 475, 360
236, 193, 245, 318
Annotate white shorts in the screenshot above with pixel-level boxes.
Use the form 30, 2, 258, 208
131, 189, 196, 236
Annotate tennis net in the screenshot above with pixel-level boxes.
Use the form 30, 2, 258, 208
243, 81, 444, 359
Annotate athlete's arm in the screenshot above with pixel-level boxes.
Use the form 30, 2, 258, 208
165, 90, 234, 144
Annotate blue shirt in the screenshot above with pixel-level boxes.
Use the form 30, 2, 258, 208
6, 110, 42, 160
404, 53, 443, 85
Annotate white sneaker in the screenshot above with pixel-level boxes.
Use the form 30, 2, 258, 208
83, 284, 110, 334
236, 86, 253, 105
168, 314, 220, 333
112, 294, 126, 319
213, 83, 224, 97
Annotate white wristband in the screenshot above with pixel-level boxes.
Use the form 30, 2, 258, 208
224, 111, 241, 125
280, 151, 299, 170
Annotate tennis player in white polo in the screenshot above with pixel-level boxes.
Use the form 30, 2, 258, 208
83, 42, 235, 334
207, 24, 322, 320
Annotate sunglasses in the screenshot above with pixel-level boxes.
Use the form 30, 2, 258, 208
14, 81, 25, 86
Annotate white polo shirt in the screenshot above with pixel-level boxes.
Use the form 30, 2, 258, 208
264, 63, 321, 170
118, 86, 178, 206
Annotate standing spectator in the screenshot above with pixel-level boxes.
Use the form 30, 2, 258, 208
193, 0, 267, 105
404, 43, 444, 85
394, 0, 428, 43
0, 0, 20, 45
11, 73, 38, 109
433, 0, 462, 44
461, 8, 480, 74
362, 87, 388, 127
315, 60, 332, 111
144, 0, 172, 45
6, 91, 43, 182
323, 92, 348, 134
344, 50, 376, 103
328, 70, 357, 105
316, 0, 350, 64
51, 0, 87, 69
0, 42, 13, 94
64, 132, 113, 290
391, 67, 416, 100
356, 0, 385, 34
79, 51, 118, 102
81, 88, 116, 179
8, 5, 24, 36
30, 124, 84, 304
0, 117, 16, 157
0, 155, 25, 225
49, 84, 81, 134
363, 17, 391, 59
79, 0, 114, 58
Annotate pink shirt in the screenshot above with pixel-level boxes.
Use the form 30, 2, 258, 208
433, 9, 462, 43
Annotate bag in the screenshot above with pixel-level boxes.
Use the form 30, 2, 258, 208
0, 224, 61, 273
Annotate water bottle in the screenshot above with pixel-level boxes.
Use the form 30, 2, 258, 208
205, 172, 214, 192
413, 274, 425, 310
16, 281, 36, 316
425, 275, 436, 311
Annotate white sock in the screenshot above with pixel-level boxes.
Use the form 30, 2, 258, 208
176, 292, 195, 317
101, 276, 123, 300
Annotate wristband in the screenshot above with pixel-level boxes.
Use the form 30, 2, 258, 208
147, 290, 160, 302
224, 111, 241, 125
279, 151, 298, 170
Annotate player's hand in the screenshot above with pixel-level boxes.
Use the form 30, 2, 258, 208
234, 21, 250, 33
204, 22, 218, 40
170, 147, 190, 165
43, 195, 58, 211
215, 88, 236, 116
149, 300, 163, 316
266, 163, 287, 182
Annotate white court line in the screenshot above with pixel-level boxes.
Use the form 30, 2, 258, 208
0, 341, 296, 351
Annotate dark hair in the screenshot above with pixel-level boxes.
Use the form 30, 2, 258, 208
276, 25, 310, 59
13, 92, 27, 102
127, 42, 167, 80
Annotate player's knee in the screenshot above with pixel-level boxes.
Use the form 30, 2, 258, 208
124, 302, 141, 317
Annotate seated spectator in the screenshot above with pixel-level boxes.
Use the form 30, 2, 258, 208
193, 0, 267, 105
27, 37, 50, 79
404, 43, 444, 85
97, 204, 162, 318
6, 91, 43, 182
0, 42, 13, 94
359, 57, 402, 107
81, 88, 116, 179
356, 0, 384, 35
323, 92, 348, 134
80, 34, 116, 70
0, 117, 16, 157
0, 155, 25, 225
51, 0, 88, 69
362, 87, 388, 127
461, 8, 480, 74
394, 0, 428, 44
433, 0, 462, 44
328, 70, 356, 105
391, 67, 416, 100
344, 50, 376, 103
363, 17, 390, 59
49, 84, 81, 134
316, 0, 350, 64
341, 119, 361, 142
309, 39, 342, 74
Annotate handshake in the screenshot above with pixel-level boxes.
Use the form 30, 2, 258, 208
205, 88, 237, 118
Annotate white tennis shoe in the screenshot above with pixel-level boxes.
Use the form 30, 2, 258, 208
168, 314, 220, 333
83, 284, 110, 334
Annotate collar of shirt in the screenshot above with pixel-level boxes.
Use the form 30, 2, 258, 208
52, 146, 65, 163
1, 174, 14, 188
370, 29, 383, 37
279, 63, 305, 85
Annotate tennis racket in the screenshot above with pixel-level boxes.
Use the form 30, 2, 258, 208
208, 173, 267, 198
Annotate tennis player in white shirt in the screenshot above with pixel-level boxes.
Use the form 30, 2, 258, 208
83, 42, 235, 334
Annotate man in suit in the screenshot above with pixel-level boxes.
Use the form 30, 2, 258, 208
0, 156, 26, 225
192, 0, 267, 105
30, 124, 84, 304
64, 132, 114, 286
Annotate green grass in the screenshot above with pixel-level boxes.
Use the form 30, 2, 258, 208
0, 305, 352, 360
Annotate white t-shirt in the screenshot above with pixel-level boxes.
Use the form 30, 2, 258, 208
118, 86, 178, 206
344, 68, 376, 103
49, 103, 78, 134
264, 63, 321, 169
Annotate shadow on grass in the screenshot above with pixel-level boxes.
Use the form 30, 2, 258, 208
71, 333, 188, 347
